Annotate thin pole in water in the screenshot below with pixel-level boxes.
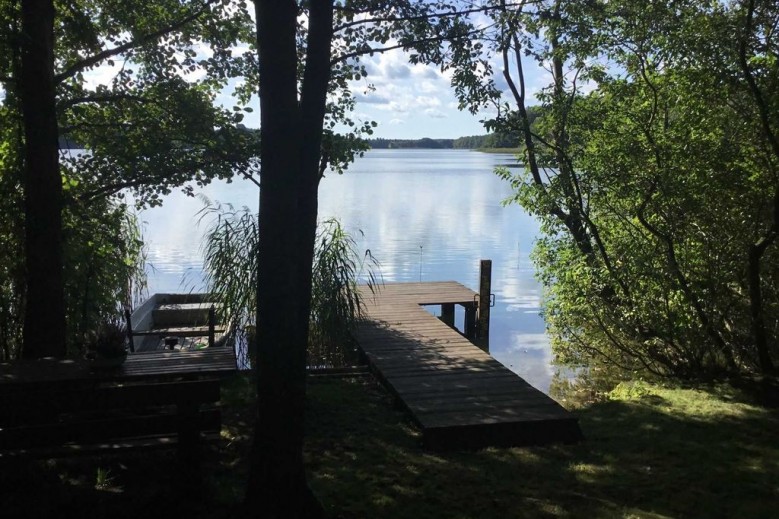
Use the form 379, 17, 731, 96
419, 245, 423, 282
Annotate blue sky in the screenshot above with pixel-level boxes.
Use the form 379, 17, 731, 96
330, 45, 550, 140
216, 46, 550, 140
330, 45, 549, 140
82, 40, 550, 141
345, 50, 491, 139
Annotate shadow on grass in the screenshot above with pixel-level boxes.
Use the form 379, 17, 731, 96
0, 374, 257, 519
305, 377, 779, 519
1, 374, 775, 519
0, 449, 228, 519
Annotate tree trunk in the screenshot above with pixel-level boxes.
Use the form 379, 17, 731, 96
748, 243, 775, 375
244, 0, 332, 517
19, 0, 66, 359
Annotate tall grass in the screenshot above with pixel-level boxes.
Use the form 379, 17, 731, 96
199, 198, 379, 368
309, 219, 380, 367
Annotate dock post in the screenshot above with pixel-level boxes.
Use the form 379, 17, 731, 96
208, 305, 215, 348
440, 303, 455, 328
124, 308, 135, 353
477, 259, 492, 352
464, 304, 477, 340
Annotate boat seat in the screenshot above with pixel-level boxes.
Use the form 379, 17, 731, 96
152, 303, 221, 327
132, 325, 227, 337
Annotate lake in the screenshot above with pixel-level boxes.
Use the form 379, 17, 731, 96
141, 149, 558, 393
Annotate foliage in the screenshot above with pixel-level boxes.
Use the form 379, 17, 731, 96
199, 199, 379, 368
83, 315, 128, 359
0, 106, 25, 361
63, 194, 147, 354
310, 219, 380, 367
0, 0, 260, 358
0, 118, 146, 361
448, 0, 779, 380
1, 0, 260, 205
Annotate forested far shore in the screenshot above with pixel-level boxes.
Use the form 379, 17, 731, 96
368, 107, 543, 149
367, 135, 515, 149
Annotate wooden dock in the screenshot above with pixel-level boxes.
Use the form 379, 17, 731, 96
355, 281, 583, 450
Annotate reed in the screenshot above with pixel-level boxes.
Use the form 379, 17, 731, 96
199, 198, 379, 368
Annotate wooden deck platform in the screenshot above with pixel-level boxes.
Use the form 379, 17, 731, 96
355, 281, 583, 450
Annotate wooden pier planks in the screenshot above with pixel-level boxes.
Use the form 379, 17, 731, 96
355, 282, 583, 450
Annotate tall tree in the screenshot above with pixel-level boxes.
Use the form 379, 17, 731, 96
3, 0, 256, 358
19, 0, 65, 358
244, 0, 495, 514
245, 0, 332, 515
452, 0, 779, 379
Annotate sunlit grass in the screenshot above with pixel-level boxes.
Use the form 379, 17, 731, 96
302, 377, 779, 519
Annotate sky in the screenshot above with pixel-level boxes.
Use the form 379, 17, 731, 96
255, 47, 548, 140
342, 50, 492, 140
79, 26, 552, 141
214, 46, 550, 140
0, 5, 557, 141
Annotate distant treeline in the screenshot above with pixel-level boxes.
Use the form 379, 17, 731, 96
368, 106, 543, 150
367, 133, 517, 150
456, 106, 544, 149
368, 137, 455, 149
453, 133, 518, 149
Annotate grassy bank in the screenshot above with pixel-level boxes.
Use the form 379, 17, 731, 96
3, 374, 777, 518
304, 377, 778, 518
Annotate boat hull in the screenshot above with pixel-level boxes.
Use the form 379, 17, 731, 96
128, 293, 231, 352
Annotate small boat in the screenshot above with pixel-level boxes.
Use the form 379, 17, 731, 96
126, 293, 231, 353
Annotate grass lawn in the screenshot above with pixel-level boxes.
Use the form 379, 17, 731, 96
302, 377, 778, 519
2, 374, 777, 518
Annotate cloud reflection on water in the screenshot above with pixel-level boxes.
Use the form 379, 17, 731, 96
140, 149, 557, 392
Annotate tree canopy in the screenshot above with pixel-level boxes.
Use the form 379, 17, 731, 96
447, 0, 779, 379
0, 0, 258, 358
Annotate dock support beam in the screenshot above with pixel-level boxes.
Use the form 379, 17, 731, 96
464, 304, 477, 340
440, 303, 455, 328
124, 308, 135, 353
477, 259, 492, 352
208, 305, 215, 348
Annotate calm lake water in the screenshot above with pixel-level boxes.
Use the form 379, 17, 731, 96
141, 149, 557, 393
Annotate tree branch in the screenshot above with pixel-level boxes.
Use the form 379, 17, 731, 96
54, 0, 215, 85
330, 24, 492, 65
58, 93, 153, 110
739, 0, 779, 160
333, 3, 526, 32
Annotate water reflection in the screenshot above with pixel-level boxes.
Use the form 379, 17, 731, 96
140, 149, 557, 392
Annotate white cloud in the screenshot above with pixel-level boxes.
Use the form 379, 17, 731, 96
413, 67, 440, 80
415, 96, 441, 108
352, 49, 454, 116
385, 63, 411, 79
344, 42, 547, 138
83, 60, 125, 89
